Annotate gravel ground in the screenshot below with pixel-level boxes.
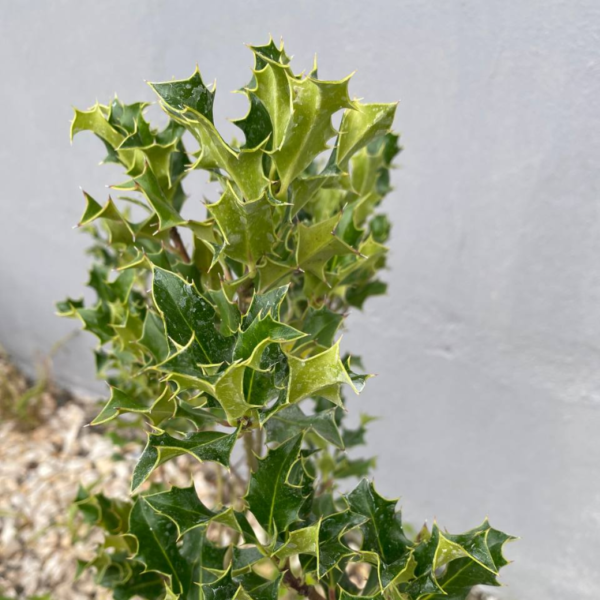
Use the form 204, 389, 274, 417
0, 357, 214, 600
0, 393, 126, 599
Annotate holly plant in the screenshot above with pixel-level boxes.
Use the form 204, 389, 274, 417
59, 38, 514, 600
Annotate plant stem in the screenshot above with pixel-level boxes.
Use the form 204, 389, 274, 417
215, 465, 224, 506
253, 427, 263, 459
170, 227, 190, 263
283, 570, 326, 600
243, 430, 258, 473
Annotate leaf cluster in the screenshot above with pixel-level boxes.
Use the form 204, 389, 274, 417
61, 38, 513, 600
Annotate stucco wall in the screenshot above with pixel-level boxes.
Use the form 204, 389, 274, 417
1, 1, 599, 598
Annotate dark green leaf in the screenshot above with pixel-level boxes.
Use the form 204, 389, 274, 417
245, 434, 305, 535
132, 429, 238, 491
143, 485, 217, 537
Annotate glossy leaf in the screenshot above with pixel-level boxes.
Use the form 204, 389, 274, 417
132, 429, 238, 491
287, 341, 356, 405
208, 185, 275, 271
272, 75, 355, 196
129, 498, 190, 595
245, 434, 305, 535
142, 484, 217, 537
63, 38, 514, 600
265, 404, 344, 449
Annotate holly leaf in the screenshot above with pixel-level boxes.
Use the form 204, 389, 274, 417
78, 192, 135, 247
274, 521, 321, 565
129, 497, 190, 595
265, 404, 344, 449
142, 485, 217, 537
208, 288, 241, 337
298, 305, 344, 349
232, 547, 265, 575
112, 562, 165, 600
338, 591, 383, 600
248, 43, 293, 150
91, 387, 149, 426
132, 429, 238, 492
345, 480, 413, 589
232, 91, 273, 150
335, 102, 398, 167
149, 68, 215, 120
237, 572, 282, 600
181, 528, 228, 593
296, 216, 355, 281
334, 457, 376, 479
207, 184, 275, 271
202, 568, 285, 600
407, 521, 513, 600
245, 434, 305, 535
71, 103, 123, 149
272, 75, 355, 196
302, 510, 367, 577
287, 340, 357, 405
74, 302, 115, 345
346, 280, 387, 310
242, 285, 289, 329
289, 170, 341, 217
199, 568, 249, 600
132, 164, 186, 231
138, 310, 170, 363
233, 313, 305, 364
152, 267, 234, 364
149, 71, 269, 202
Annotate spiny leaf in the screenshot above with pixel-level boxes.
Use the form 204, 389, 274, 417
71, 103, 123, 148
272, 75, 355, 196
78, 192, 134, 247
112, 561, 165, 600
182, 528, 229, 594
289, 170, 341, 217
149, 68, 216, 121
152, 267, 234, 364
150, 72, 269, 202
129, 497, 190, 595
132, 429, 238, 492
345, 480, 413, 589
302, 510, 367, 577
132, 164, 186, 231
138, 310, 170, 362
248, 44, 293, 150
207, 184, 275, 271
91, 387, 148, 426
298, 305, 344, 349
209, 287, 241, 337
287, 340, 356, 405
345, 480, 412, 563
242, 285, 289, 329
232, 91, 273, 150
142, 484, 217, 537
335, 102, 397, 167
296, 215, 356, 281
274, 521, 321, 565
245, 434, 305, 535
232, 547, 265, 575
233, 313, 305, 364
265, 405, 344, 449
408, 522, 513, 599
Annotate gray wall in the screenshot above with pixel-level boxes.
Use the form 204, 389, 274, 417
1, 1, 599, 598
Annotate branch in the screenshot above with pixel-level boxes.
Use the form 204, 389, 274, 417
170, 227, 190, 263
242, 430, 258, 473
283, 570, 327, 600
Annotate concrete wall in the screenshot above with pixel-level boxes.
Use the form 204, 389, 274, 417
1, 1, 599, 598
